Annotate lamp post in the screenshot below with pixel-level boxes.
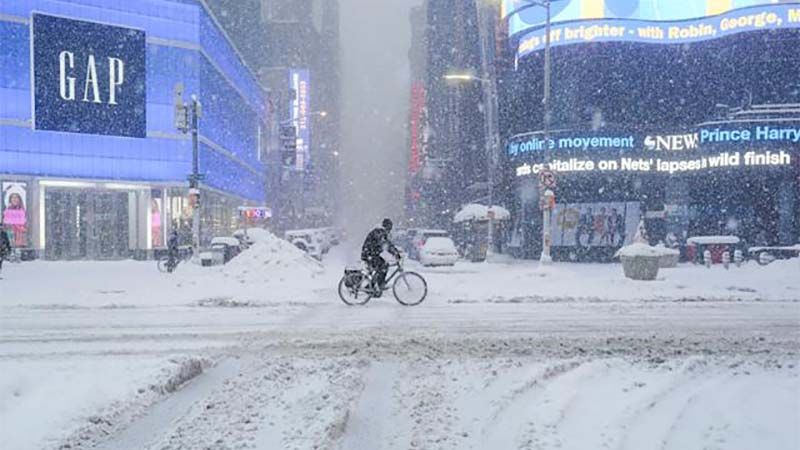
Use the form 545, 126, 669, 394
443, 67, 499, 258
174, 84, 203, 256
445, 0, 501, 258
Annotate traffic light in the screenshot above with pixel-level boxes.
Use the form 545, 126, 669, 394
279, 124, 297, 167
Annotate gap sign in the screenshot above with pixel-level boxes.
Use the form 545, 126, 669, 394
32, 14, 146, 137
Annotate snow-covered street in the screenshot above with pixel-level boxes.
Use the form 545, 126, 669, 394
1, 243, 798, 449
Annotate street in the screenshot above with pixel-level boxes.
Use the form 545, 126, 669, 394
1, 248, 798, 449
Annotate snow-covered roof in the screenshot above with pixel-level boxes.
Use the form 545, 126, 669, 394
687, 236, 740, 245
211, 237, 241, 246
748, 244, 800, 252
422, 237, 458, 252
453, 204, 511, 223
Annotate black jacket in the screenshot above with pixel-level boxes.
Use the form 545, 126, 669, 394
168, 234, 179, 252
0, 231, 11, 258
361, 228, 397, 260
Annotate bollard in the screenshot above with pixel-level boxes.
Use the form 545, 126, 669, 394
703, 249, 712, 268
734, 249, 743, 267
722, 251, 730, 270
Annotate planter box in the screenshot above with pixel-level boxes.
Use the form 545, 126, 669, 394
658, 252, 680, 268
620, 255, 660, 281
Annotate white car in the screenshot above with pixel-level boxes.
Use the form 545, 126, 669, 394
419, 237, 460, 266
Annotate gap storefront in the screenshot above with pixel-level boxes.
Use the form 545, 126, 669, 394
507, 122, 800, 260
0, 0, 269, 259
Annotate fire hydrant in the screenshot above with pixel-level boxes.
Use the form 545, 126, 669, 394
704, 249, 712, 268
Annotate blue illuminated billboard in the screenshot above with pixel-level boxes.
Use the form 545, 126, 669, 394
503, 1, 800, 59
508, 123, 800, 177
32, 13, 147, 137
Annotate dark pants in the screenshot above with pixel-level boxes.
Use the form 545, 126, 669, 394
364, 255, 388, 289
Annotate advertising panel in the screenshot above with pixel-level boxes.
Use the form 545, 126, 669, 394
2, 182, 28, 247
32, 13, 146, 137
504, 1, 800, 58
509, 123, 800, 178
551, 201, 640, 248
289, 69, 311, 171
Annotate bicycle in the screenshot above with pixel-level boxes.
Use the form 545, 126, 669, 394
157, 246, 193, 273
338, 257, 427, 306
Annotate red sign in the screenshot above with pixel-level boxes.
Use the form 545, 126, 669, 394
539, 170, 556, 189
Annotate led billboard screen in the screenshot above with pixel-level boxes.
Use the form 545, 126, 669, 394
503, 1, 800, 58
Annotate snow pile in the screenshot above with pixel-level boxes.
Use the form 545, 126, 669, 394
223, 230, 323, 284
614, 243, 668, 258
234, 227, 273, 244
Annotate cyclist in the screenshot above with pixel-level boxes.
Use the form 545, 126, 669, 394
0, 224, 11, 275
167, 229, 180, 270
361, 218, 401, 296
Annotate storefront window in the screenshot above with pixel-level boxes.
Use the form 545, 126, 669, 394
2, 182, 29, 248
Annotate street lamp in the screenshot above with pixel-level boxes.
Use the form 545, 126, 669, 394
443, 73, 489, 84
443, 0, 503, 260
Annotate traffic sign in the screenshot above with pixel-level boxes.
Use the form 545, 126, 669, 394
539, 170, 556, 189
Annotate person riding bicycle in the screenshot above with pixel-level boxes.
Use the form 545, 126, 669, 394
0, 224, 11, 275
361, 218, 401, 296
167, 229, 180, 268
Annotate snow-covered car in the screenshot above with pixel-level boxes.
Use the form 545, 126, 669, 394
210, 236, 243, 263
321, 227, 342, 246
285, 229, 324, 260
418, 236, 460, 266
410, 229, 451, 260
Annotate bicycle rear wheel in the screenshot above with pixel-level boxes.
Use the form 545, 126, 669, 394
158, 257, 177, 273
157, 257, 169, 273
338, 276, 372, 306
392, 271, 427, 306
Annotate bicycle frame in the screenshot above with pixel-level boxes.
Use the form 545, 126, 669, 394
352, 261, 404, 295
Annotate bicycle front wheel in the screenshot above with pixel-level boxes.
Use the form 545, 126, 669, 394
393, 271, 427, 306
338, 276, 372, 306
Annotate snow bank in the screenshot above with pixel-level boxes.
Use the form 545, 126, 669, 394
0, 356, 204, 450
222, 230, 323, 284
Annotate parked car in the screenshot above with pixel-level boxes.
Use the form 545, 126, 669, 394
232, 229, 255, 249
409, 229, 451, 260
321, 227, 342, 246
210, 236, 243, 264
285, 229, 324, 260
418, 236, 460, 266
748, 244, 800, 265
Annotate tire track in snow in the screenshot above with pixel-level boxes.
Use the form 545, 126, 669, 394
92, 357, 242, 450
519, 359, 620, 450
480, 360, 584, 449
337, 361, 401, 450
608, 356, 710, 450
655, 372, 735, 450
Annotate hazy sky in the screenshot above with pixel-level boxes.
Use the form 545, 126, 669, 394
338, 0, 422, 241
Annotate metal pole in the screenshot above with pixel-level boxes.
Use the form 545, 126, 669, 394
477, 1, 500, 258
540, 0, 554, 265
190, 96, 201, 255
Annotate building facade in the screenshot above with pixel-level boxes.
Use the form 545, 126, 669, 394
0, 0, 270, 259
406, 0, 489, 229
210, 0, 341, 230
500, 1, 800, 260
